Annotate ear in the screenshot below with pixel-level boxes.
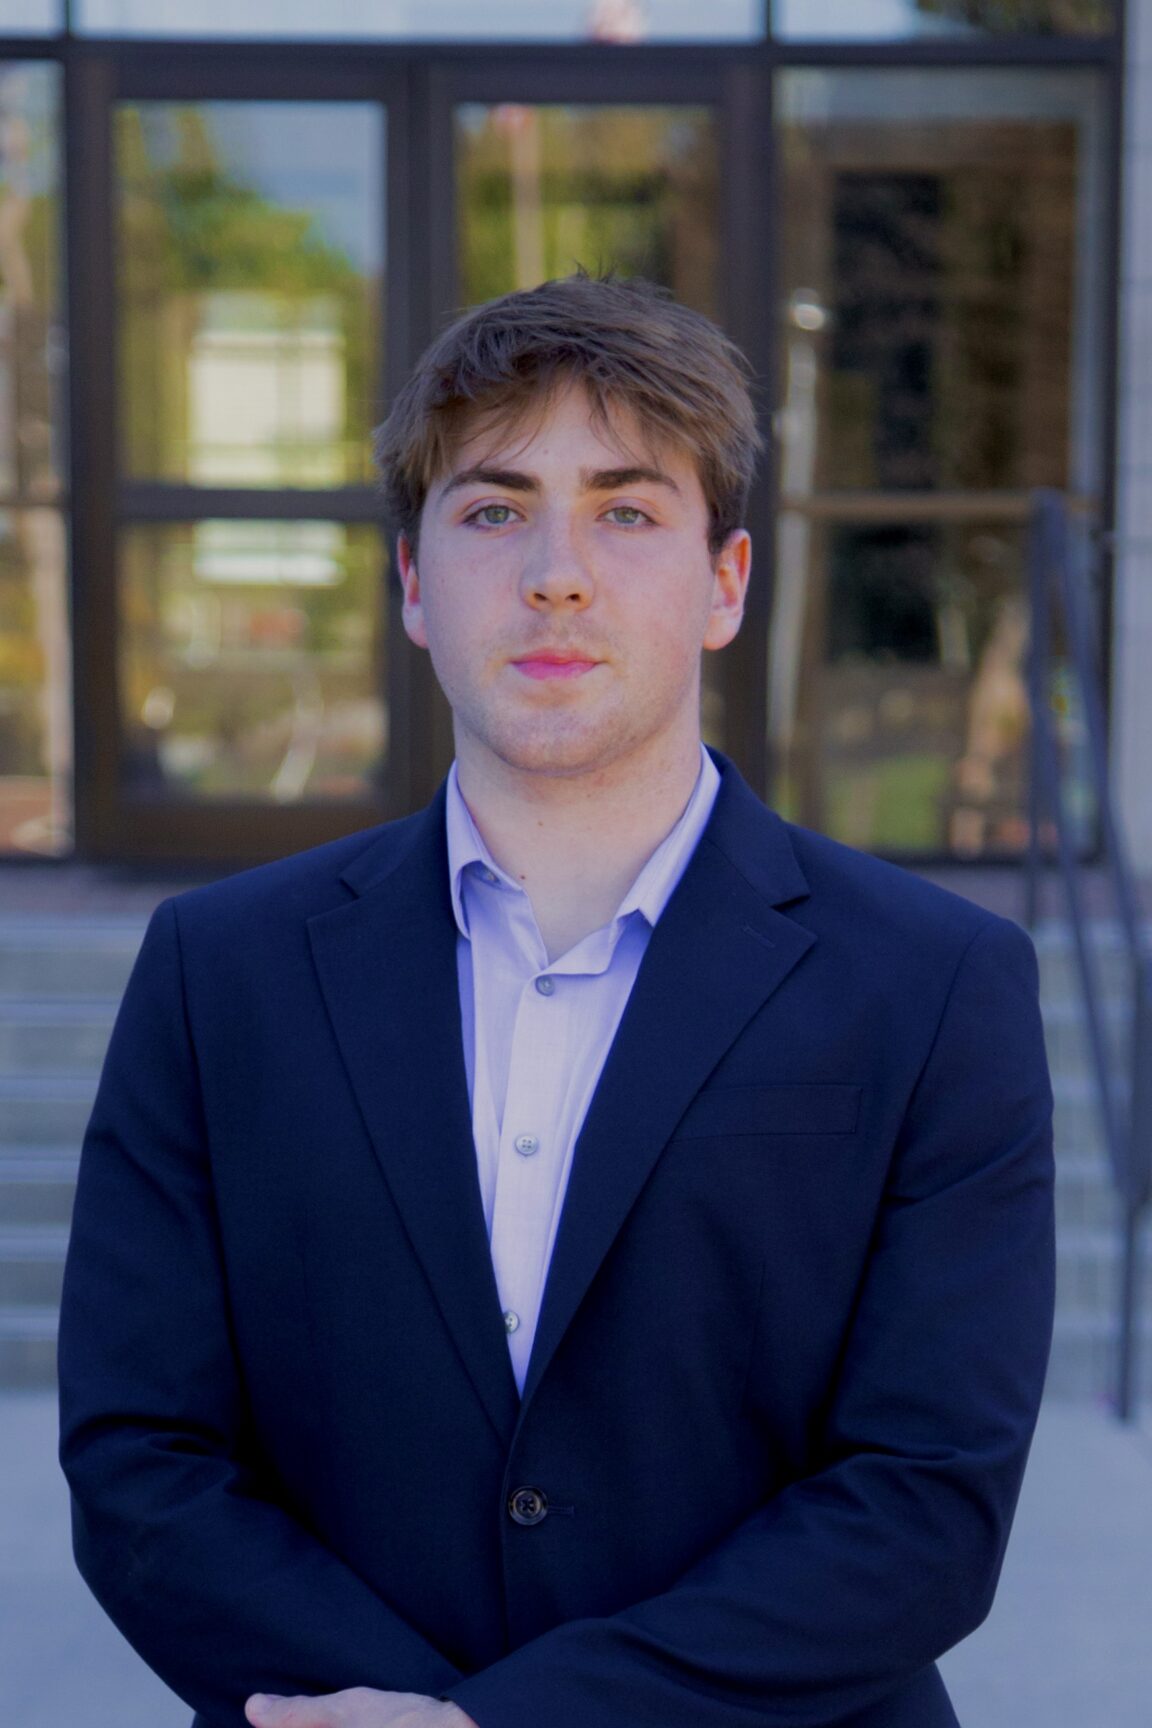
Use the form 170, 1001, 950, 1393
703, 529, 751, 652
397, 533, 428, 650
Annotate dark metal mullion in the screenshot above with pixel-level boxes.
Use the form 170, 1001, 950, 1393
117, 484, 384, 521
112, 56, 398, 101
379, 70, 417, 817
718, 56, 775, 801
1096, 0, 1129, 743
440, 58, 723, 105
400, 58, 460, 811
0, 39, 69, 57
767, 35, 1118, 67
63, 46, 119, 860
0, 30, 1126, 69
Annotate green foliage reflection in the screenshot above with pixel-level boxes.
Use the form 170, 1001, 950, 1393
118, 105, 380, 486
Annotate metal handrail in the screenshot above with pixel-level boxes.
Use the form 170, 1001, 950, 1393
1024, 489, 1152, 1423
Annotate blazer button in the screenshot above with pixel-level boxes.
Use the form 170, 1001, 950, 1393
508, 1486, 548, 1526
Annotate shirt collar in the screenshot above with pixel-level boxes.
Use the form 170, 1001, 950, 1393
444, 746, 720, 944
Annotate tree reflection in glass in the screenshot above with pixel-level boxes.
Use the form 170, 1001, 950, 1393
117, 102, 384, 487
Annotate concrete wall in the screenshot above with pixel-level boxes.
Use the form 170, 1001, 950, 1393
1114, 0, 1152, 872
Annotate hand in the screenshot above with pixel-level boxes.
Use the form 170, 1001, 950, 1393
245, 1689, 477, 1728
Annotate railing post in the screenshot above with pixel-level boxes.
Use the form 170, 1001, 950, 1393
1024, 492, 1051, 931
1117, 1206, 1141, 1424
1119, 958, 1152, 1421
1026, 490, 1149, 1423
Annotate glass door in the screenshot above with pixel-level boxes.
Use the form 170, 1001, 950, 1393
74, 61, 406, 861
0, 61, 70, 858
771, 66, 1109, 857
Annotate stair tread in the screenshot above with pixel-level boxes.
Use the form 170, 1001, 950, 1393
0, 997, 122, 1019
0, 1155, 80, 1179
0, 1306, 59, 1337
0, 1224, 71, 1252
0, 1073, 101, 1096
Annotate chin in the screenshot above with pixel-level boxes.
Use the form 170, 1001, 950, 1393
487, 722, 632, 779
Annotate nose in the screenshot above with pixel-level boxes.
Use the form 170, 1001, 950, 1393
519, 518, 593, 612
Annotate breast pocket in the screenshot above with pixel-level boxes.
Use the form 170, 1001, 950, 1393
671, 1082, 862, 1140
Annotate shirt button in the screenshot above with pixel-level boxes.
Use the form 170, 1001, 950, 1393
481, 868, 498, 884
514, 1134, 539, 1157
503, 1310, 520, 1334
508, 1487, 548, 1526
535, 975, 555, 996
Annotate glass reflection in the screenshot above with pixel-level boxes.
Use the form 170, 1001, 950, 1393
0, 2, 59, 31
118, 522, 386, 802
0, 509, 71, 854
0, 64, 71, 857
117, 103, 384, 487
773, 68, 1106, 856
457, 106, 718, 315
772, 0, 1112, 38
772, 515, 1033, 854
81, 0, 762, 41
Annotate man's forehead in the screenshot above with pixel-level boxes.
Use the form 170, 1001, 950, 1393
437, 384, 679, 482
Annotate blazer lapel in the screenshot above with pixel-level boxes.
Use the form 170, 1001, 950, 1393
520, 765, 815, 1408
306, 793, 520, 1446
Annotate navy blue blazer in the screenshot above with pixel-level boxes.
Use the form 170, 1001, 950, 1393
58, 754, 1055, 1728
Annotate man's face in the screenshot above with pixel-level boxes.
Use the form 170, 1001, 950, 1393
398, 381, 750, 781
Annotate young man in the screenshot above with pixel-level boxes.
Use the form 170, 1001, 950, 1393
58, 274, 1054, 1728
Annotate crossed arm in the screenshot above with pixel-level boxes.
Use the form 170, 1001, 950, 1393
59, 901, 1054, 1728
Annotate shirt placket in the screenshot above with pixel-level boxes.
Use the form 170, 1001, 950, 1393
488, 963, 574, 1389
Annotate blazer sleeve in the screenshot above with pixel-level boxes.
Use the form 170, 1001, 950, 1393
445, 914, 1056, 1728
57, 899, 461, 1728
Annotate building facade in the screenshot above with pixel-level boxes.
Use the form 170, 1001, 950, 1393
0, 0, 1142, 871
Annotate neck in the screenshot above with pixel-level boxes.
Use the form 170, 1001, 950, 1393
455, 732, 706, 962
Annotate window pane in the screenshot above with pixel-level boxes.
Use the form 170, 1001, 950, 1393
0, 2, 60, 31
118, 521, 387, 803
0, 64, 71, 858
81, 0, 762, 41
117, 103, 384, 487
458, 106, 719, 315
772, 0, 1113, 38
0, 508, 71, 855
773, 69, 1106, 857
771, 513, 1037, 855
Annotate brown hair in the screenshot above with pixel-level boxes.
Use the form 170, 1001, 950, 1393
373, 272, 762, 557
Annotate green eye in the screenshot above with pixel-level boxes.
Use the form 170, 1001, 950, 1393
607, 506, 647, 526
477, 504, 514, 526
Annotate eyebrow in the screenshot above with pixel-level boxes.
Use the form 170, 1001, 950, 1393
440, 464, 681, 498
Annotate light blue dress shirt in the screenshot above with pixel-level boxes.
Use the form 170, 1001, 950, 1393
445, 746, 721, 1391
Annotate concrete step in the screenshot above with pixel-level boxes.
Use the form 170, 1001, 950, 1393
1040, 998, 1133, 1081
1053, 1223, 1152, 1320
0, 1225, 70, 1308
1053, 1154, 1121, 1231
1051, 1074, 1132, 1160
1044, 1309, 1152, 1405
0, 1154, 79, 1227
0, 920, 144, 1000
1032, 918, 1151, 1001
0, 999, 118, 1076
0, 1075, 97, 1149
0, 1306, 57, 1389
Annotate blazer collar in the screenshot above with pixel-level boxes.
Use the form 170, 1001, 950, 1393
310, 754, 814, 1429
337, 750, 810, 912
518, 754, 816, 1404
310, 784, 522, 1445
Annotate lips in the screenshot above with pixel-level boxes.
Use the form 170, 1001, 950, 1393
511, 652, 600, 681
